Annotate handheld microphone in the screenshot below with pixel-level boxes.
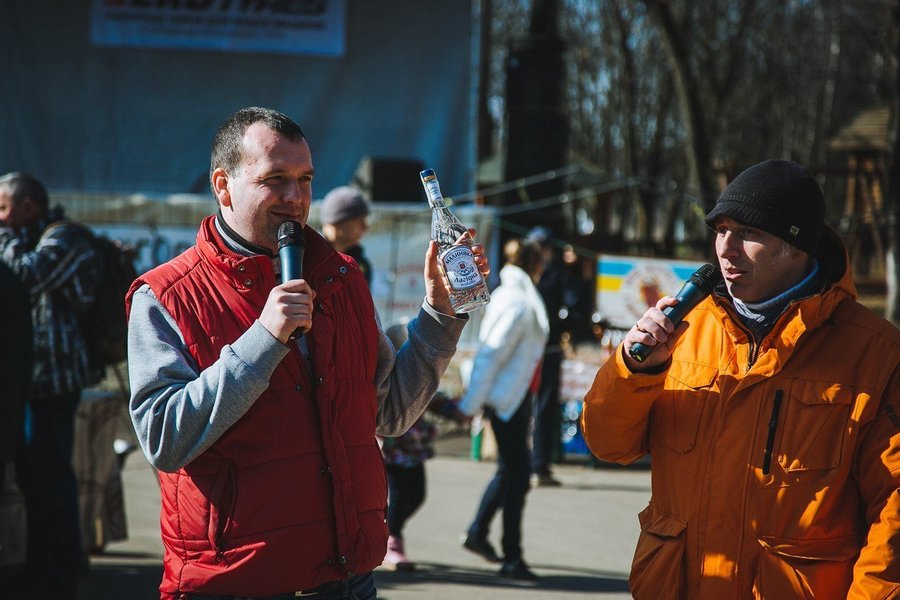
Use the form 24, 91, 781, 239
277, 220, 304, 284
628, 263, 722, 362
277, 220, 305, 339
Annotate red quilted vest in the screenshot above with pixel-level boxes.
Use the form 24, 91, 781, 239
127, 216, 387, 598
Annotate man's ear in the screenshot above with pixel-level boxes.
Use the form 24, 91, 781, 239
211, 168, 230, 207
21, 196, 43, 226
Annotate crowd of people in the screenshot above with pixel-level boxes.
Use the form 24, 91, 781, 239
1, 106, 898, 600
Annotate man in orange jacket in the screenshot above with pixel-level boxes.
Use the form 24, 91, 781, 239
582, 159, 900, 599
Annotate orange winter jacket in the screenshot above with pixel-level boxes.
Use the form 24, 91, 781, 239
582, 230, 900, 599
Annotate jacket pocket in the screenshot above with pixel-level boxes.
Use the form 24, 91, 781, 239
207, 460, 237, 556
630, 504, 688, 600
754, 535, 857, 599
776, 380, 854, 474
652, 364, 717, 453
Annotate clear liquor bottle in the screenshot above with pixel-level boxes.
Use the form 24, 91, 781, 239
420, 168, 490, 313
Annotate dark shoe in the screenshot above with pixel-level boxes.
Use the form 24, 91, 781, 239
530, 472, 562, 488
499, 557, 539, 582
460, 534, 501, 563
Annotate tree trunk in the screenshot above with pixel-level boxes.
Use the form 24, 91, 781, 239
886, 1, 900, 324
644, 0, 717, 213
478, 0, 494, 161
610, 0, 655, 247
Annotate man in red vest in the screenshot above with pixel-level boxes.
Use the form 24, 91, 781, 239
125, 106, 489, 600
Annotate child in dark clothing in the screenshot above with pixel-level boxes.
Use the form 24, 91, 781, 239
380, 323, 467, 571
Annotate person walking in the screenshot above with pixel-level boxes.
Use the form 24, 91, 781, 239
458, 238, 548, 582
581, 159, 900, 598
379, 323, 468, 572
0, 171, 104, 599
125, 106, 489, 600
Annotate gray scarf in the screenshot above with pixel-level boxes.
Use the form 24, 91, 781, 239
732, 259, 824, 340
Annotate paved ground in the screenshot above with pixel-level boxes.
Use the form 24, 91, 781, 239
69, 433, 650, 599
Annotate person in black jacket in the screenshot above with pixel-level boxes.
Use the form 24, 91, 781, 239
0, 259, 31, 479
526, 226, 567, 487
0, 171, 103, 599
0, 260, 31, 597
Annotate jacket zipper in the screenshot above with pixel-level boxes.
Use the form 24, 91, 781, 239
762, 389, 783, 475
719, 305, 759, 373
717, 291, 817, 373
746, 337, 759, 373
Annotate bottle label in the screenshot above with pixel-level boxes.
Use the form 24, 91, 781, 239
424, 182, 445, 208
440, 245, 482, 290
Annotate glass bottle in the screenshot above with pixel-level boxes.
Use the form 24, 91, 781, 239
420, 168, 490, 313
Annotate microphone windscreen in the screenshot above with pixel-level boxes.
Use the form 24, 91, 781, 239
277, 221, 303, 250
689, 263, 722, 293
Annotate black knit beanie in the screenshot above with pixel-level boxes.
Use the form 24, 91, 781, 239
704, 159, 825, 255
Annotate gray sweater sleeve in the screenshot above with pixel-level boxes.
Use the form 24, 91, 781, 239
127, 284, 289, 472
128, 283, 468, 469
374, 301, 468, 437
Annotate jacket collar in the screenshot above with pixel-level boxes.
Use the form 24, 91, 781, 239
215, 210, 274, 257
499, 264, 550, 335
194, 215, 362, 300
710, 225, 856, 354
498, 263, 534, 288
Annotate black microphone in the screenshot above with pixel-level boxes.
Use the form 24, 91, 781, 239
277, 220, 305, 339
628, 263, 722, 362
277, 220, 304, 284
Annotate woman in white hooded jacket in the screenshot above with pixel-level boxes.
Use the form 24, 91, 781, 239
458, 238, 549, 582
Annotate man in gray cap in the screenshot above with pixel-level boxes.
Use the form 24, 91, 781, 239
321, 185, 373, 285
581, 159, 900, 598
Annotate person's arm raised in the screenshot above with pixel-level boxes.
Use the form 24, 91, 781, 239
424, 227, 490, 315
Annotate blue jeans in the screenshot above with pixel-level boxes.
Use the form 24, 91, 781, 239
185, 571, 377, 600
467, 397, 533, 562
19, 391, 83, 598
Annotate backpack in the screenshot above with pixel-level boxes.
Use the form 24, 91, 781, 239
45, 221, 138, 369
82, 232, 138, 368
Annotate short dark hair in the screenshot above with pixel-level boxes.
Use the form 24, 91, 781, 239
0, 171, 49, 212
209, 107, 306, 196
504, 238, 543, 276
